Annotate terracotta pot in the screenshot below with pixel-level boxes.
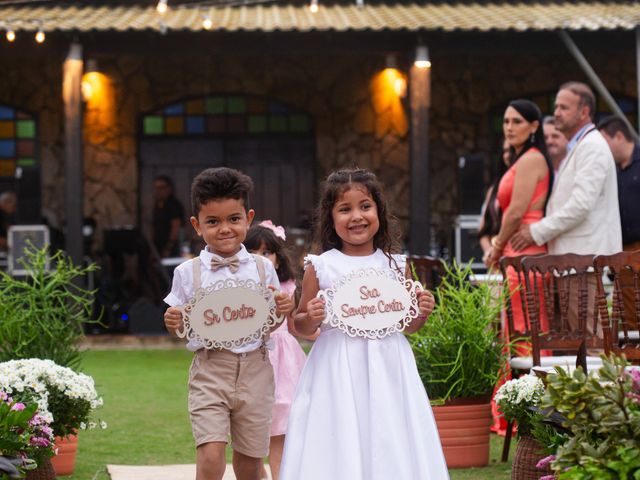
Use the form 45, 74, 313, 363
51, 434, 78, 476
512, 435, 553, 480
24, 456, 56, 480
432, 400, 492, 468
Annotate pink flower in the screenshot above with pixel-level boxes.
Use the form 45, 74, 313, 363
11, 402, 25, 411
259, 220, 286, 241
536, 455, 556, 469
539, 476, 555, 480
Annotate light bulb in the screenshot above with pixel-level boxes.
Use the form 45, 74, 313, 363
35, 29, 45, 43
157, 0, 168, 15
309, 0, 319, 13
202, 16, 213, 30
6, 29, 15, 42
414, 45, 431, 69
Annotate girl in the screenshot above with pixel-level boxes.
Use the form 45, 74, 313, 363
279, 168, 449, 480
244, 220, 313, 480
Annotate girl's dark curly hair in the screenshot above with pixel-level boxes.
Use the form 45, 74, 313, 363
244, 224, 295, 282
314, 168, 401, 258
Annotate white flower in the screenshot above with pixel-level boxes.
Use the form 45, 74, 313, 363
100, 421, 108, 429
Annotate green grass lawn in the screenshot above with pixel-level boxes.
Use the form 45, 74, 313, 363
66, 349, 514, 479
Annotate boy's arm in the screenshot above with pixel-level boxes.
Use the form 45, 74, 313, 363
164, 305, 184, 337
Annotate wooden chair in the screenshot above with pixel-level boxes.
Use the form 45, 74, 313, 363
407, 255, 445, 291
594, 250, 640, 365
498, 255, 533, 462
521, 253, 603, 369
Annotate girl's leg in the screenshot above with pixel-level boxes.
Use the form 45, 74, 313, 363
196, 442, 227, 480
268, 435, 285, 480
259, 461, 268, 479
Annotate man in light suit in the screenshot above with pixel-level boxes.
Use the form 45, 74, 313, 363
511, 81, 622, 334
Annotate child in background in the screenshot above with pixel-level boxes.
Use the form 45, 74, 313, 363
279, 168, 449, 480
163, 167, 294, 480
244, 220, 314, 480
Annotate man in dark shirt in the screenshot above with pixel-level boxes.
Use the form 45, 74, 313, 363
598, 115, 640, 250
152, 175, 184, 258
598, 115, 640, 327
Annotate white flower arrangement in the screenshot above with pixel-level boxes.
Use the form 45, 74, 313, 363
494, 374, 545, 437
0, 359, 106, 438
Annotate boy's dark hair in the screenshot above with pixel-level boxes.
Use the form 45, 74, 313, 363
315, 168, 400, 256
190, 167, 253, 216
244, 225, 296, 282
597, 115, 634, 142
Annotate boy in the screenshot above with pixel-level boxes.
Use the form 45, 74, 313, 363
164, 167, 294, 480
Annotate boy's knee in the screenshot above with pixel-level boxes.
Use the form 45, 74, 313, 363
196, 442, 226, 480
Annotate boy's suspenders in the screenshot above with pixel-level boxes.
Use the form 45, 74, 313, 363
190, 255, 269, 354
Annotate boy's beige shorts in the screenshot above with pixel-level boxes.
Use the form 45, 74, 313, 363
188, 347, 275, 458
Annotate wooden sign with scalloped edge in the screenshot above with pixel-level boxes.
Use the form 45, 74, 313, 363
317, 268, 421, 339
176, 278, 284, 349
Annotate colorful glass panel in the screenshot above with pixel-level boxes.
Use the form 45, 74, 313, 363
0, 159, 15, 176
17, 140, 34, 157
17, 158, 36, 167
143, 95, 311, 138
0, 121, 14, 138
0, 106, 14, 120
16, 120, 35, 139
0, 140, 15, 157
144, 116, 164, 135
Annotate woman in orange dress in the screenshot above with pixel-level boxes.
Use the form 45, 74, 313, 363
486, 99, 553, 342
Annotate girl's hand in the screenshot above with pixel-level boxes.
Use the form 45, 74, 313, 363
306, 297, 326, 326
485, 247, 502, 269
164, 306, 184, 336
274, 291, 295, 317
417, 289, 435, 319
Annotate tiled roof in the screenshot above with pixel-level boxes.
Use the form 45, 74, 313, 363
0, 2, 638, 33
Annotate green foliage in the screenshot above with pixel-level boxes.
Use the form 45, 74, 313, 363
0, 245, 100, 370
528, 411, 569, 456
410, 261, 507, 404
542, 355, 640, 479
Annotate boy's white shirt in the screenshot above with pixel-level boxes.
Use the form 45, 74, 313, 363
164, 244, 281, 353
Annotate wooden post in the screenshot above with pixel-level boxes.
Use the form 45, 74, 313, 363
409, 62, 431, 255
63, 43, 84, 266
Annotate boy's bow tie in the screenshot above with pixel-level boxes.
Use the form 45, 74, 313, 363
211, 255, 240, 273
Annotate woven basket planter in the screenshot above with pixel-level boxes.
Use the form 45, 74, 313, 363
24, 457, 56, 480
512, 435, 553, 480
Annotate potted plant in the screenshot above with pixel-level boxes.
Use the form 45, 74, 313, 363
410, 261, 507, 467
0, 359, 106, 477
0, 245, 99, 370
542, 354, 640, 479
0, 389, 55, 480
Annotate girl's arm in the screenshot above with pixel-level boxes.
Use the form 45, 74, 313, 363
487, 151, 547, 265
294, 265, 324, 336
404, 264, 434, 334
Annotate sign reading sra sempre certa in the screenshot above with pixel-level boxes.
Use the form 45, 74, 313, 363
178, 278, 284, 350
318, 268, 422, 339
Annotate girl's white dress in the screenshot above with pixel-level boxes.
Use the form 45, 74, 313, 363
280, 249, 449, 480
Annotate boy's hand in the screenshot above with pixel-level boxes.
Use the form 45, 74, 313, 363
417, 289, 435, 319
164, 306, 184, 335
306, 297, 326, 325
274, 291, 295, 317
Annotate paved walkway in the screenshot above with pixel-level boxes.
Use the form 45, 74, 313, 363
107, 464, 272, 479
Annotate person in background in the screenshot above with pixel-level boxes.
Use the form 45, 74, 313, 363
0, 191, 17, 252
478, 138, 510, 265
598, 114, 640, 327
152, 175, 185, 258
543, 115, 569, 174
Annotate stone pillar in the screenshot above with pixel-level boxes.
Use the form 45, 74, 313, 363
63, 43, 84, 266
408, 62, 431, 255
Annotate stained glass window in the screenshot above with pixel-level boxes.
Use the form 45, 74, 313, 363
142, 95, 312, 137
0, 104, 37, 179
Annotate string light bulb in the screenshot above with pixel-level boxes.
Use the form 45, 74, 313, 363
157, 0, 168, 15
35, 27, 45, 43
309, 0, 319, 14
6, 29, 15, 42
202, 15, 213, 30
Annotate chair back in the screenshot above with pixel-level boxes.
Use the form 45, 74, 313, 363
521, 253, 599, 366
594, 250, 640, 364
498, 255, 532, 342
407, 255, 445, 291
